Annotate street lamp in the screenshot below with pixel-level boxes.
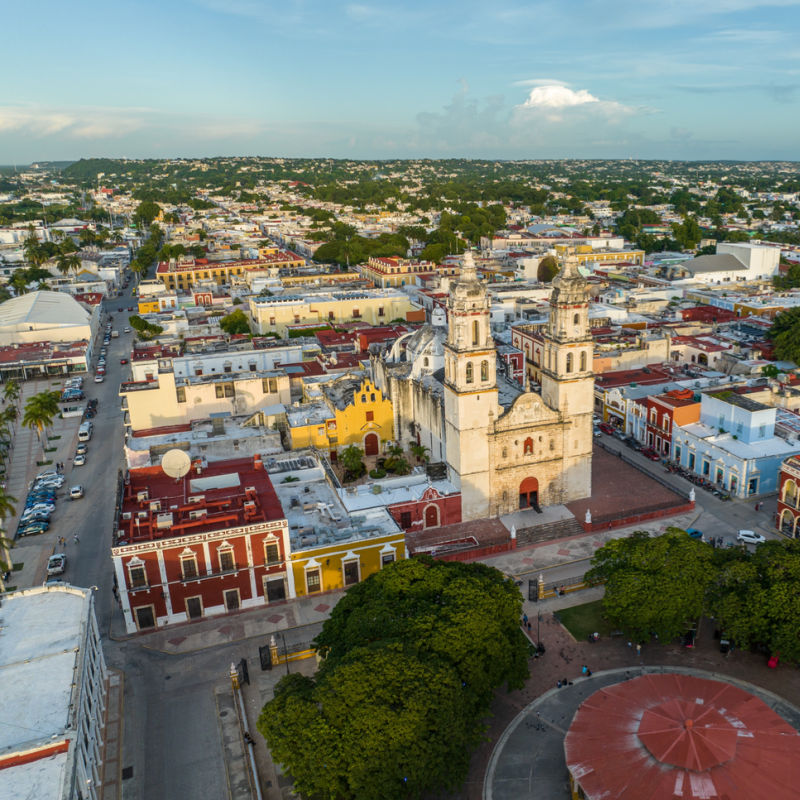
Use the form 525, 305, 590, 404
279, 632, 290, 676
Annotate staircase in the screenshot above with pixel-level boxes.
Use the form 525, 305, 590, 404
516, 517, 585, 547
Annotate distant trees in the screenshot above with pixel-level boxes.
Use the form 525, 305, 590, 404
130, 224, 164, 277
128, 315, 164, 341
767, 308, 800, 364
258, 557, 529, 800
133, 200, 161, 227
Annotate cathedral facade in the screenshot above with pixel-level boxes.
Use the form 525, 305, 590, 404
373, 251, 593, 521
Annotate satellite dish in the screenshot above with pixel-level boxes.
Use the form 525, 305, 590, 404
161, 449, 191, 479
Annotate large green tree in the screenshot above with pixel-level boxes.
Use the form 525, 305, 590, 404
585, 529, 715, 641
219, 309, 251, 335
258, 557, 528, 800
767, 307, 800, 364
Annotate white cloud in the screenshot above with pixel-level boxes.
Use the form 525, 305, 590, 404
513, 84, 634, 123
518, 85, 601, 110
512, 77, 570, 88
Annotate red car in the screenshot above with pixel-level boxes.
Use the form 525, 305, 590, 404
97, 366, 106, 375
120, 358, 128, 365
641, 448, 661, 461
598, 422, 615, 435
127, 306, 134, 311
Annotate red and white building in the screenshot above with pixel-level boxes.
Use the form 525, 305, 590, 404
112, 455, 293, 633
644, 388, 701, 456
777, 455, 800, 538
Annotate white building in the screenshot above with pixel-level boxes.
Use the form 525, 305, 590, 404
0, 585, 108, 800
0, 290, 100, 347
717, 242, 781, 280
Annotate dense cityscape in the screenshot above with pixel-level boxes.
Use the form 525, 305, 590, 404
1, 154, 800, 799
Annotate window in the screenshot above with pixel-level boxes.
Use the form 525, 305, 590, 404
381, 552, 395, 567
219, 548, 235, 572
566, 353, 573, 373
224, 589, 240, 611
353, 308, 361, 318
378, 306, 385, 317
328, 311, 335, 320
688, 452, 696, 470
249, 363, 257, 372
366, 410, 374, 421
176, 387, 186, 403
128, 563, 147, 589
465, 362, 474, 384
702, 460, 710, 476
524, 437, 533, 455
181, 554, 198, 580
215, 382, 234, 398
371, 393, 375, 402
481, 360, 489, 381
400, 511, 412, 528
424, 356, 429, 366
306, 569, 321, 593
472, 320, 479, 346
269, 316, 276, 326
573, 313, 579, 325
264, 541, 281, 565
580, 351, 587, 371
262, 377, 278, 394
361, 394, 367, 403
343, 560, 360, 586
223, 362, 232, 374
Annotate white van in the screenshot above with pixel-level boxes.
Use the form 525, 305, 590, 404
78, 422, 93, 442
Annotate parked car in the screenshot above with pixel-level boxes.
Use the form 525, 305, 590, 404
120, 357, 129, 364
17, 521, 50, 536
73, 454, 87, 466
47, 553, 66, 576
117, 307, 123, 312
737, 530, 766, 545
94, 375, 105, 383
96, 366, 106, 376
76, 443, 88, 455
641, 447, 661, 461
70, 485, 84, 500
598, 422, 615, 435
593, 428, 601, 437
686, 528, 703, 539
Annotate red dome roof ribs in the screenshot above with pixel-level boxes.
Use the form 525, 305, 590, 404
565, 673, 800, 800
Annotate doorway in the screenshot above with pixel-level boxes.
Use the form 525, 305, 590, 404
519, 477, 540, 511
424, 504, 440, 528
265, 578, 286, 603
186, 597, 203, 620
134, 605, 156, 630
364, 433, 379, 456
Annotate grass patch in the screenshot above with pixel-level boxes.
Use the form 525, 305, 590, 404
12, 562, 23, 572
49, 435, 62, 440
45, 447, 58, 453
557, 600, 616, 642
36, 460, 53, 466
3, 585, 17, 592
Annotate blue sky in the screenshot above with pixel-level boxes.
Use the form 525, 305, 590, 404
2, 0, 799, 161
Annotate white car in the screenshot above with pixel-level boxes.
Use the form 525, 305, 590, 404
94, 375, 105, 383
737, 530, 766, 545
73, 454, 87, 467
70, 485, 84, 500
47, 553, 66, 576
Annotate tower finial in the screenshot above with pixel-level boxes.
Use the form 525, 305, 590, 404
461, 249, 478, 281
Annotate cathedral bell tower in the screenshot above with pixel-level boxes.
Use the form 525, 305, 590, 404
443, 250, 498, 520
539, 251, 594, 418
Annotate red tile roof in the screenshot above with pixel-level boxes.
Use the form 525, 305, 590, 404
118, 455, 284, 544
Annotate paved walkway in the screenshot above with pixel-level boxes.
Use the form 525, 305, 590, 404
485, 665, 800, 800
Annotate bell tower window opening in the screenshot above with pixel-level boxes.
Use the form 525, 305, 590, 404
523, 437, 533, 455
580, 351, 587, 371
472, 320, 479, 346
480, 360, 489, 381
465, 362, 474, 384
573, 313, 580, 326
566, 352, 573, 373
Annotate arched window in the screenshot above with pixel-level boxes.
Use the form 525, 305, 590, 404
423, 356, 429, 367
573, 313, 580, 326
361, 394, 366, 403
371, 393, 375, 402
580, 351, 587, 371
465, 362, 474, 384
472, 320, 479, 346
523, 437, 533, 455
566, 353, 573, 373
481, 360, 489, 381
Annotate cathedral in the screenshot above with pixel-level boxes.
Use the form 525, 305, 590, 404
372, 250, 594, 521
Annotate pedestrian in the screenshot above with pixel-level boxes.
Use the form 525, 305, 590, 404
523, 613, 528, 626
586, 668, 592, 677
627, 641, 632, 648
73, 533, 80, 544
636, 643, 642, 657
560, 585, 566, 596
557, 680, 562, 688
526, 621, 532, 632
581, 664, 588, 675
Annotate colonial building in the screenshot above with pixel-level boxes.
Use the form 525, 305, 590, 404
112, 455, 292, 633
156, 253, 305, 290
777, 455, 800, 538
374, 250, 594, 521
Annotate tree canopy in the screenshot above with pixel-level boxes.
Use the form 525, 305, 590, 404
219, 308, 251, 335
537, 254, 559, 282
585, 529, 715, 641
767, 308, 800, 364
258, 557, 529, 800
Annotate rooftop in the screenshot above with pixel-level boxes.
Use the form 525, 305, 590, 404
116, 455, 285, 546
0, 339, 89, 365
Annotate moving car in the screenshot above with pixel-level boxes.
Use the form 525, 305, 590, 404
47, 553, 66, 576
737, 530, 766, 545
120, 357, 128, 364
70, 485, 84, 500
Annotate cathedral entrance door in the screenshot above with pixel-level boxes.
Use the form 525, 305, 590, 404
364, 433, 379, 456
519, 477, 540, 511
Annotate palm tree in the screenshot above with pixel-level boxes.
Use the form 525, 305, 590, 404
410, 443, 430, 463
0, 484, 18, 588
55, 252, 80, 277
23, 228, 44, 267
3, 378, 20, 407
22, 391, 58, 457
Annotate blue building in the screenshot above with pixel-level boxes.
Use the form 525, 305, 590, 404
672, 389, 800, 498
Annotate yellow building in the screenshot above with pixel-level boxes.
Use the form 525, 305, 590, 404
554, 242, 645, 267
156, 253, 305, 290
289, 530, 405, 597
287, 376, 394, 456
249, 288, 424, 336
358, 256, 437, 288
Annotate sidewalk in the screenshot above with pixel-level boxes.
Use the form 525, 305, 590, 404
111, 589, 347, 654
